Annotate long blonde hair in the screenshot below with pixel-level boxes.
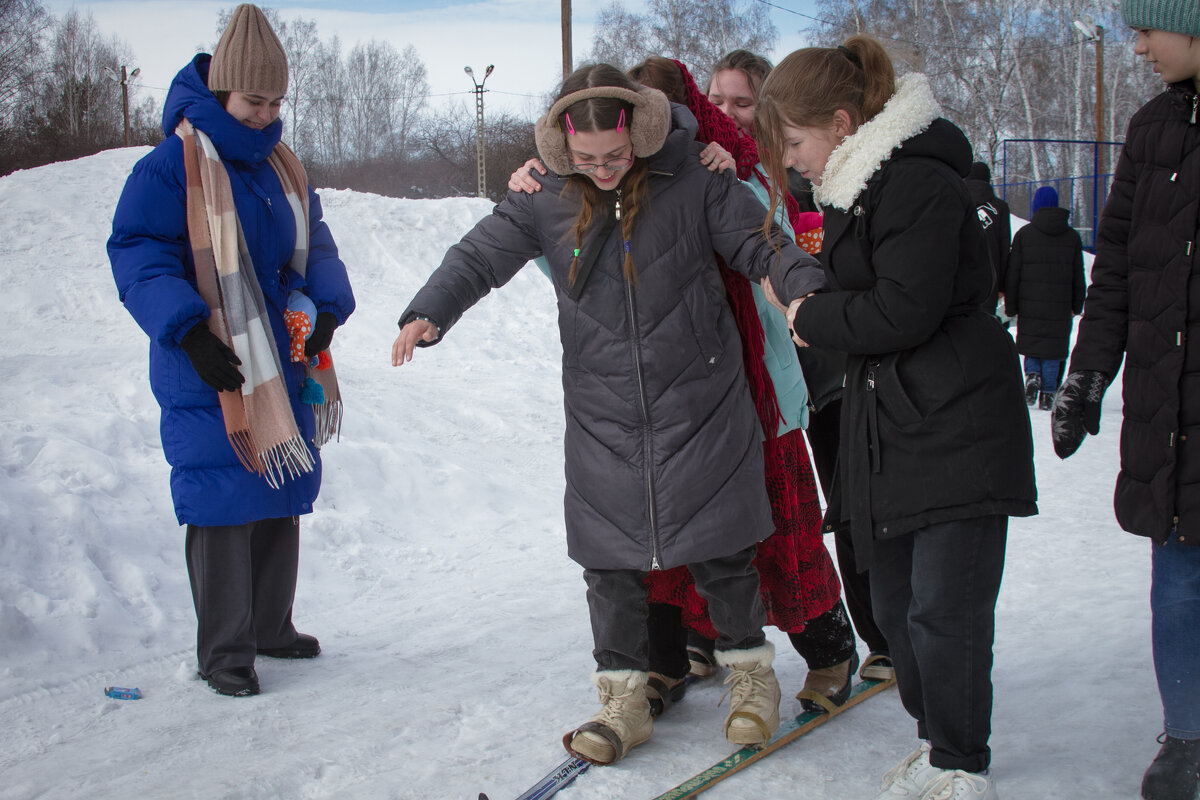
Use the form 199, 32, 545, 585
755, 35, 895, 241
553, 64, 651, 287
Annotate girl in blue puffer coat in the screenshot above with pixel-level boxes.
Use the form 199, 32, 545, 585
107, 4, 354, 698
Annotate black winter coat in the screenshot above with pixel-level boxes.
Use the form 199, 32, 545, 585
1068, 82, 1200, 546
966, 177, 1012, 310
1005, 207, 1086, 360
790, 74, 1038, 566
400, 106, 827, 571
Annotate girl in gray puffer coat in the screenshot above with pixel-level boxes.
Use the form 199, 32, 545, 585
390, 64, 826, 765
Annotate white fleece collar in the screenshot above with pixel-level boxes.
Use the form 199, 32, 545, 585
814, 73, 942, 211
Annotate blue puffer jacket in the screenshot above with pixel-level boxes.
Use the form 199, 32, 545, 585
108, 54, 355, 527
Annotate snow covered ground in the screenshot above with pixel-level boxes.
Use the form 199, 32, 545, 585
0, 149, 1157, 799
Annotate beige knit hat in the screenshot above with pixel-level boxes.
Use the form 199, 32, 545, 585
209, 4, 288, 96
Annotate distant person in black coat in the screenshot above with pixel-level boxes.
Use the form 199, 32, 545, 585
1005, 185, 1086, 410
966, 162, 1012, 327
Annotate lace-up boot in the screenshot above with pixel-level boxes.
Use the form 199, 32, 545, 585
563, 670, 652, 765
1141, 734, 1200, 800
716, 642, 780, 746
1024, 373, 1041, 406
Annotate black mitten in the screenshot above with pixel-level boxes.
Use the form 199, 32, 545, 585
1050, 370, 1108, 459
180, 323, 244, 392
304, 312, 337, 357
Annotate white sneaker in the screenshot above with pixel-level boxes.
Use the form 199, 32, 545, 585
917, 769, 998, 799
873, 741, 941, 799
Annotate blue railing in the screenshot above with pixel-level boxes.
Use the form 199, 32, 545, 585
999, 138, 1124, 252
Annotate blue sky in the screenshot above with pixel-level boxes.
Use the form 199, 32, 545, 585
45, 0, 822, 116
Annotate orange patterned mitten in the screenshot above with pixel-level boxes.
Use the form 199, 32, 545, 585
284, 309, 312, 363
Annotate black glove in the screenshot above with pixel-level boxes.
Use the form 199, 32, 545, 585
304, 311, 338, 357
180, 323, 244, 392
1050, 370, 1108, 459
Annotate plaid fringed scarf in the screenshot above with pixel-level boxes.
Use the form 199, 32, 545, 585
269, 141, 342, 448
177, 118, 339, 488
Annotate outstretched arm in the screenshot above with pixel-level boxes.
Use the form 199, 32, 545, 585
391, 318, 439, 366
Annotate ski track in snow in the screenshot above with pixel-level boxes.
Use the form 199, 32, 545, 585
0, 149, 1157, 799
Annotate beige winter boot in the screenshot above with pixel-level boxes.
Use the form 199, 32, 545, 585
716, 642, 781, 746
796, 651, 859, 714
562, 670, 653, 765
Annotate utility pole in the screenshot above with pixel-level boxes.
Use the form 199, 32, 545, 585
464, 64, 494, 199
1073, 18, 1105, 173
1095, 23, 1104, 173
562, 0, 572, 81
105, 64, 140, 146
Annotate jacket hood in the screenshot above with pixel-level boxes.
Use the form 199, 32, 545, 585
816, 73, 969, 210
644, 103, 700, 175
161, 54, 283, 164
965, 177, 1002, 209
1030, 205, 1071, 235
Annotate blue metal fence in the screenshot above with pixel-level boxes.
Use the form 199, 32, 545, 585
999, 138, 1124, 252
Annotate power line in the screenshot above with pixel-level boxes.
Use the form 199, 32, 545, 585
756, 0, 1097, 57
133, 85, 546, 104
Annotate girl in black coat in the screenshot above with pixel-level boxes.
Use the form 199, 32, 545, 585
1052, 2, 1200, 796
1005, 185, 1086, 409
756, 35, 1037, 800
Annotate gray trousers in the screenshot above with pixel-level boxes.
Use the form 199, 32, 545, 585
185, 517, 301, 674
869, 515, 1007, 773
584, 544, 767, 671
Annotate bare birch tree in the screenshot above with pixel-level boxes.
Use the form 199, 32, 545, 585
42, 8, 126, 148
588, 0, 777, 84
0, 0, 48, 127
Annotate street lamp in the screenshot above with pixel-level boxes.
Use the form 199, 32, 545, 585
464, 64, 494, 199
104, 64, 141, 147
1074, 17, 1105, 169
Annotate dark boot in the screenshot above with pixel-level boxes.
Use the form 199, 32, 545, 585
257, 632, 321, 659
1038, 392, 1054, 411
645, 672, 688, 717
1142, 735, 1200, 800
200, 666, 260, 697
1024, 374, 1041, 406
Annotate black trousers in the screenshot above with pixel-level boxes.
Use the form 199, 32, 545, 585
869, 515, 1008, 773
585, 545, 767, 672
185, 517, 301, 674
806, 398, 890, 656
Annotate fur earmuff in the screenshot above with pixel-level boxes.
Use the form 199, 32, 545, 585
534, 85, 671, 175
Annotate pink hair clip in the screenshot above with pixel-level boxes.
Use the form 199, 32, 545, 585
564, 112, 576, 135
616, 108, 626, 132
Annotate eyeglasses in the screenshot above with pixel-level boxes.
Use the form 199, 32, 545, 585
569, 154, 634, 175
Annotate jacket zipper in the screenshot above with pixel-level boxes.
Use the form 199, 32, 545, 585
865, 358, 882, 473
1191, 95, 1198, 125
616, 190, 662, 570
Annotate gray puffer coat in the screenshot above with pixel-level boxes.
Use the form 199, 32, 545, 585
400, 106, 826, 571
